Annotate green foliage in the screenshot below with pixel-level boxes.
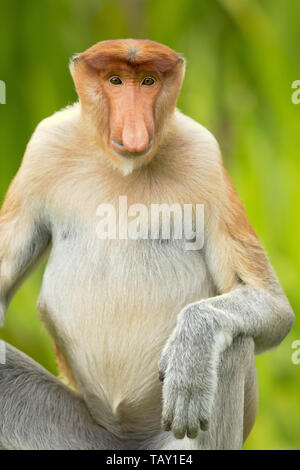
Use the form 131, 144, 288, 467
0, 0, 299, 450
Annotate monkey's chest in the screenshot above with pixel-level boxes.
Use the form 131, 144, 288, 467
38, 235, 214, 437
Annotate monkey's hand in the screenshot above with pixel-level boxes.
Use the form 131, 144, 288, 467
158, 305, 232, 439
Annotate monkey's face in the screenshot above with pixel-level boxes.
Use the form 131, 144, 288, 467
70, 39, 185, 172
101, 68, 160, 159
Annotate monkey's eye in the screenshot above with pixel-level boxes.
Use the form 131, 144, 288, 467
141, 77, 155, 86
109, 76, 123, 85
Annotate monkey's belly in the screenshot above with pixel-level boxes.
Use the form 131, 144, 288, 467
38, 239, 215, 438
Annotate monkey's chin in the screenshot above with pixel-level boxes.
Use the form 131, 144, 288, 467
107, 146, 156, 176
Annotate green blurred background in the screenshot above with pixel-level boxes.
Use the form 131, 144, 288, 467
0, 0, 299, 450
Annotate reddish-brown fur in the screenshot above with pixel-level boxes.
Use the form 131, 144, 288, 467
79, 39, 183, 73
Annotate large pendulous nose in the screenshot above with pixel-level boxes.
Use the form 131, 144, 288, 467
121, 116, 150, 154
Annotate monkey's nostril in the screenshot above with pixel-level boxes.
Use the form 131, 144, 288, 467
112, 140, 125, 149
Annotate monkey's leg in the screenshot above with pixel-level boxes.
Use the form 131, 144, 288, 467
197, 335, 257, 450
0, 342, 124, 450
143, 336, 257, 450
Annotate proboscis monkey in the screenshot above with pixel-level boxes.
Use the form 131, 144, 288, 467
0, 39, 294, 450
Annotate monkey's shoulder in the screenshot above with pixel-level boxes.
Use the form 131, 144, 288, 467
170, 110, 223, 168
36, 102, 81, 135
162, 110, 225, 189
23, 103, 84, 162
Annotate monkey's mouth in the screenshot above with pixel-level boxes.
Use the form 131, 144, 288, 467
111, 140, 153, 159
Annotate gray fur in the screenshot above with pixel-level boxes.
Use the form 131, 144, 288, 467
158, 285, 294, 440
0, 343, 124, 450
128, 48, 138, 61
0, 338, 256, 450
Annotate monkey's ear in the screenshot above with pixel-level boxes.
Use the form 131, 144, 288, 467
71, 54, 82, 65
178, 56, 186, 65
69, 55, 83, 77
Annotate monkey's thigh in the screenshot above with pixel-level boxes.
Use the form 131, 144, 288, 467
0, 342, 124, 450
141, 336, 257, 450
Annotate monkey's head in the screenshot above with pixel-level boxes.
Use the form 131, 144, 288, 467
70, 39, 185, 173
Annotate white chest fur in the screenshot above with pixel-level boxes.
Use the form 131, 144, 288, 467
35, 136, 217, 437
38, 219, 214, 437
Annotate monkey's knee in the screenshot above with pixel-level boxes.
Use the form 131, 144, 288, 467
218, 335, 257, 411
219, 336, 255, 380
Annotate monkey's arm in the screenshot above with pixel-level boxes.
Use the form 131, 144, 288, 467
159, 164, 294, 439
198, 163, 294, 352
0, 173, 50, 324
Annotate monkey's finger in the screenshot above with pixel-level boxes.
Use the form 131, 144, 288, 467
199, 419, 209, 431
162, 385, 177, 431
171, 392, 190, 440
198, 392, 211, 432
158, 353, 169, 382
186, 392, 200, 439
158, 370, 165, 382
